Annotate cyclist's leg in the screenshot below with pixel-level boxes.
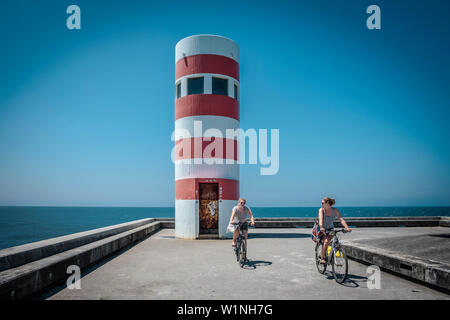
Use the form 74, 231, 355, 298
241, 229, 248, 262
321, 234, 331, 263
232, 227, 240, 246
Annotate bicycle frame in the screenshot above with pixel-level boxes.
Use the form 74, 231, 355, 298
233, 222, 250, 244
315, 228, 348, 283
236, 229, 246, 247
232, 221, 252, 266
324, 230, 343, 264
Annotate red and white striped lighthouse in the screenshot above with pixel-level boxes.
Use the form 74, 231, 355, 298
174, 35, 240, 239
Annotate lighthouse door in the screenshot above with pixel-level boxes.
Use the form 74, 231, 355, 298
199, 183, 219, 234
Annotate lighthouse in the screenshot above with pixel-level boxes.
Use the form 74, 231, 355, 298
174, 35, 240, 239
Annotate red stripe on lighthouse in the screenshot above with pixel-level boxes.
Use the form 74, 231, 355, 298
175, 54, 239, 81
174, 137, 238, 161
175, 94, 239, 121
175, 178, 239, 200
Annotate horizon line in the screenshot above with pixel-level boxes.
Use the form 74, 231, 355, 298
1, 205, 450, 208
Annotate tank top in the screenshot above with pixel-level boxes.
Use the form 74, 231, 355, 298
323, 207, 336, 229
233, 206, 250, 223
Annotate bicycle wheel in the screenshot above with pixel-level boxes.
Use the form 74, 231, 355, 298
239, 239, 247, 267
315, 243, 327, 274
332, 246, 348, 283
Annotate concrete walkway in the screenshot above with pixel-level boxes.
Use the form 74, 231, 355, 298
342, 227, 450, 264
44, 227, 449, 300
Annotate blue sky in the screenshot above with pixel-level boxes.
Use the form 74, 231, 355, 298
0, 0, 449, 207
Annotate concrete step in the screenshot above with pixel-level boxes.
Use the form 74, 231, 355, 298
0, 221, 161, 300
342, 241, 450, 292
0, 218, 156, 272
197, 234, 221, 239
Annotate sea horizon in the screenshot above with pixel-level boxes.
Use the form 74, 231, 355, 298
1, 205, 450, 208
0, 206, 449, 250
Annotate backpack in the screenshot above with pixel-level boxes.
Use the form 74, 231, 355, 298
311, 218, 321, 243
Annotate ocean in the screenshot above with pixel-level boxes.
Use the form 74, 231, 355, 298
0, 206, 449, 250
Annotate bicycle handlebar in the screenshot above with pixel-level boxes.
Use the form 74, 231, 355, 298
231, 222, 255, 227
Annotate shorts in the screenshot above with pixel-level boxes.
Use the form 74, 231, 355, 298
238, 222, 248, 231
319, 228, 334, 242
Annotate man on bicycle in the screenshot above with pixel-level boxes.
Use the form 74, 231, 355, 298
229, 198, 255, 247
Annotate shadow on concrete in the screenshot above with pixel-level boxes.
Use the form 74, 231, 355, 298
157, 235, 176, 239
325, 272, 368, 288
243, 260, 273, 270
428, 233, 450, 239
249, 233, 310, 239
33, 229, 164, 300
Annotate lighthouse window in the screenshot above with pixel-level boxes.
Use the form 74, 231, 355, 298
234, 83, 238, 100
187, 77, 204, 95
176, 82, 181, 99
212, 77, 228, 96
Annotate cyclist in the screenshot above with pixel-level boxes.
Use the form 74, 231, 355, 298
229, 198, 255, 248
318, 197, 351, 264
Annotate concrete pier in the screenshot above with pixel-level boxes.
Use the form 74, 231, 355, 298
341, 227, 450, 291
43, 227, 449, 300
0, 217, 449, 300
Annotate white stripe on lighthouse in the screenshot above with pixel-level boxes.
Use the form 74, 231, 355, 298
175, 159, 239, 180
175, 34, 239, 63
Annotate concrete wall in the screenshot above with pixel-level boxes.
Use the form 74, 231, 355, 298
251, 217, 444, 228
0, 218, 154, 272
219, 200, 235, 239
439, 216, 450, 227
175, 200, 198, 239
342, 242, 450, 292
0, 219, 161, 300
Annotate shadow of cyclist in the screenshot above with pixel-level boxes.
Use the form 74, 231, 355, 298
325, 272, 368, 288
249, 233, 311, 239
242, 260, 272, 270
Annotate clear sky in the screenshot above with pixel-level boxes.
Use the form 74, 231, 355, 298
0, 0, 449, 207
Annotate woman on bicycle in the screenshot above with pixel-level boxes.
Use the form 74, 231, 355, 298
229, 198, 255, 247
319, 197, 351, 264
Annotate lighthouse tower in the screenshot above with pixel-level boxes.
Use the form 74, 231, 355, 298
174, 35, 240, 239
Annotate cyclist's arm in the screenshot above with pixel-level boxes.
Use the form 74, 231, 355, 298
318, 208, 324, 231
229, 208, 236, 224
335, 208, 351, 232
248, 208, 255, 226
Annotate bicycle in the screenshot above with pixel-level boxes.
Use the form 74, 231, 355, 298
232, 221, 254, 267
315, 228, 349, 283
